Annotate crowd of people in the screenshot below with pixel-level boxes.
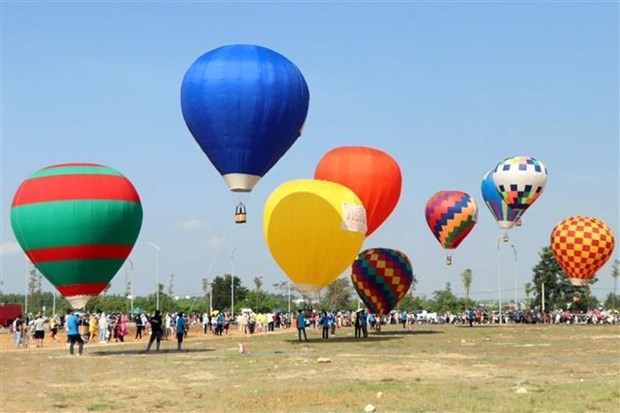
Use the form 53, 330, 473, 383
8, 306, 619, 354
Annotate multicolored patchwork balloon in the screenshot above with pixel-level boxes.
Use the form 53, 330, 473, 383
10, 163, 143, 308
551, 216, 615, 286
481, 169, 519, 230
424, 191, 478, 265
351, 248, 413, 315
492, 156, 547, 220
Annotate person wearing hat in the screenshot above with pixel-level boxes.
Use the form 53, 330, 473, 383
145, 310, 163, 352
176, 312, 187, 351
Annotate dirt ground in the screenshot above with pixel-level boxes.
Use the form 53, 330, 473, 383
1, 323, 618, 413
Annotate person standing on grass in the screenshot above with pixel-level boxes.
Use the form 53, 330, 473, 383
361, 310, 368, 338
296, 309, 308, 342
33, 312, 46, 348
400, 310, 408, 329
467, 308, 475, 327
12, 314, 24, 348
135, 313, 144, 340
146, 310, 163, 352
321, 311, 329, 339
98, 312, 108, 343
176, 312, 187, 351
354, 310, 362, 338
66, 310, 84, 356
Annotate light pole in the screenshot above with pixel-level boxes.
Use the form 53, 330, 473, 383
287, 280, 291, 314
496, 236, 502, 324
147, 242, 161, 310
230, 246, 239, 315
125, 258, 134, 315
511, 245, 518, 310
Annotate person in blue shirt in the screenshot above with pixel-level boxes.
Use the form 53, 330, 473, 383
296, 309, 308, 342
176, 312, 187, 351
65, 309, 84, 356
321, 311, 329, 339
360, 310, 368, 338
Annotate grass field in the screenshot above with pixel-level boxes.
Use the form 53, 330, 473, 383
0, 323, 618, 413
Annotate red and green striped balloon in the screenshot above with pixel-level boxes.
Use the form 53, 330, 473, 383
10, 163, 143, 308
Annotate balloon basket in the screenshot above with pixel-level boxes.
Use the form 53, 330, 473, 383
446, 256, 452, 266
235, 203, 247, 224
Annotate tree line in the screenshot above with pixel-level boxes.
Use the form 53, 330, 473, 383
1, 247, 618, 316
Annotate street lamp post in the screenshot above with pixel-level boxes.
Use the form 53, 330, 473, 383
147, 242, 161, 311
511, 245, 518, 310
496, 236, 502, 324
125, 258, 134, 315
230, 247, 239, 315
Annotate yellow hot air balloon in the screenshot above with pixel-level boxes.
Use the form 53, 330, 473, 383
263, 179, 367, 293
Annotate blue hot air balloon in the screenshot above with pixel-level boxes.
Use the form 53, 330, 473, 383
181, 44, 310, 197
481, 169, 519, 241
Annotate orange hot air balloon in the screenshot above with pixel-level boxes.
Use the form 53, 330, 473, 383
314, 146, 401, 236
551, 216, 615, 286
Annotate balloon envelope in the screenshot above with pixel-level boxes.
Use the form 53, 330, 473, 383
351, 248, 413, 315
263, 179, 366, 293
425, 191, 478, 250
551, 216, 615, 286
314, 146, 401, 236
181, 44, 310, 192
481, 169, 518, 229
10, 163, 143, 308
492, 156, 547, 219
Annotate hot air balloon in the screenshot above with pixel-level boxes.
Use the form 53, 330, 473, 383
263, 179, 366, 293
181, 44, 310, 223
551, 216, 615, 286
481, 169, 519, 242
424, 191, 478, 265
10, 163, 143, 308
492, 156, 547, 221
314, 146, 401, 236
351, 248, 413, 315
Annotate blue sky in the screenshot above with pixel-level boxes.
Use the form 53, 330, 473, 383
1, 2, 618, 303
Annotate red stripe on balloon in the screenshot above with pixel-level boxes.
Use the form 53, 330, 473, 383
57, 283, 109, 296
12, 174, 140, 206
26, 244, 132, 262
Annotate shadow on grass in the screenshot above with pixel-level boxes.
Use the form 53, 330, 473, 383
371, 329, 443, 336
90, 348, 216, 356
283, 335, 401, 344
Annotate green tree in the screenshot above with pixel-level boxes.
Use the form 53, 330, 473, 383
253, 276, 263, 311
524, 282, 533, 309
611, 259, 619, 309
398, 294, 428, 312
428, 282, 460, 313
320, 276, 354, 311
210, 274, 248, 312
410, 272, 418, 294
532, 246, 597, 311
461, 268, 473, 303
603, 292, 620, 309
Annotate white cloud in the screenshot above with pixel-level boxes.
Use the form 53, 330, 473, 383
178, 219, 208, 230
0, 241, 22, 256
